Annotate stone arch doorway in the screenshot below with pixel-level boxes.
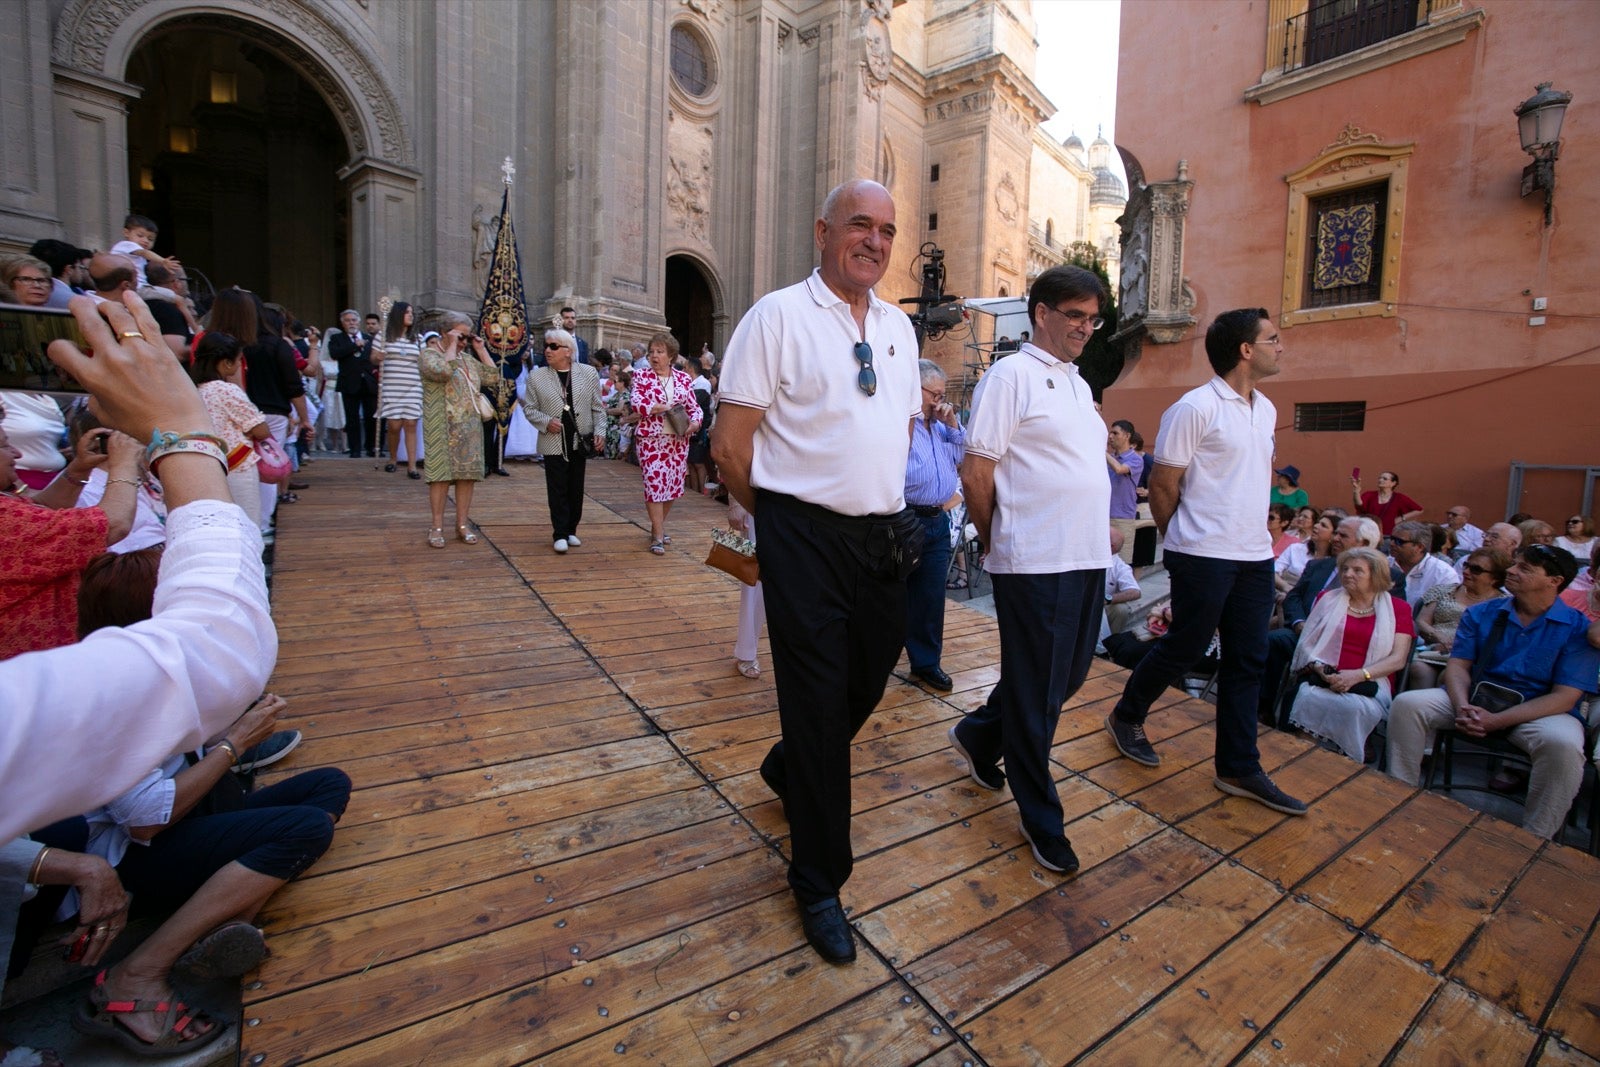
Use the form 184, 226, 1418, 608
125, 27, 349, 324
663, 254, 721, 364
50, 0, 420, 328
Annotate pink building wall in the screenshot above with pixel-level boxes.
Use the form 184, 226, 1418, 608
1111, 0, 1600, 527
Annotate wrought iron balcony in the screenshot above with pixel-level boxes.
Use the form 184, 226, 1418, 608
1281, 0, 1435, 73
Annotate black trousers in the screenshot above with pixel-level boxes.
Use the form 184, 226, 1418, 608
483, 419, 508, 472
342, 387, 378, 456
755, 490, 907, 905
543, 451, 587, 540
957, 569, 1103, 838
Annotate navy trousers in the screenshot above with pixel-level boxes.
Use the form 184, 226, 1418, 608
957, 569, 1104, 838
903, 510, 953, 671
1112, 550, 1274, 778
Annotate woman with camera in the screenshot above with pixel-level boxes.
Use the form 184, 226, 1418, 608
418, 312, 501, 548
521, 328, 604, 554
1286, 545, 1415, 761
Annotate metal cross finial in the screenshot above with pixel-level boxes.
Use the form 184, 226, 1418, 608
502, 156, 515, 186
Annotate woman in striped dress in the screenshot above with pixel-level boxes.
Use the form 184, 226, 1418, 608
375, 301, 424, 478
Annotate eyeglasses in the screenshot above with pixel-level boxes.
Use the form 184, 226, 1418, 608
1569, 518, 1584, 526
1517, 543, 1568, 578
853, 341, 876, 397
1462, 563, 1493, 577
12, 276, 50, 286
545, 342, 567, 350
1388, 538, 1418, 549
921, 386, 944, 401
1446, 510, 1466, 518
1042, 304, 1105, 331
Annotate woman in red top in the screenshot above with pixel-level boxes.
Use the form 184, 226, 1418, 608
0, 410, 143, 659
1351, 469, 1422, 535
1285, 546, 1415, 761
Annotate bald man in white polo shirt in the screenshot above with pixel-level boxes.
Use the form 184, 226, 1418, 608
713, 179, 922, 965
1104, 307, 1308, 816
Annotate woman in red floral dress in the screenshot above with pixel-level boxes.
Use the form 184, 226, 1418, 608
631, 333, 702, 554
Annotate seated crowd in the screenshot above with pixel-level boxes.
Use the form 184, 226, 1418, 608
2, 286, 349, 1060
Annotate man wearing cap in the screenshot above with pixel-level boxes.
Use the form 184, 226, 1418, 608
1387, 544, 1599, 840
1271, 465, 1308, 510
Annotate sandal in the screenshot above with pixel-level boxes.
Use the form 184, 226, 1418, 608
650, 540, 666, 555
71, 970, 223, 1057
427, 527, 446, 549
173, 921, 267, 982
661, 533, 673, 545
946, 576, 968, 589
457, 525, 479, 545
735, 659, 761, 679
277, 492, 297, 504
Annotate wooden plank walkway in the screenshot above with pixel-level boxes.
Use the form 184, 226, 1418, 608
241, 455, 1600, 1065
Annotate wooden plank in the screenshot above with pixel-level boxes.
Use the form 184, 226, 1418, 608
1545, 924, 1600, 1059
1237, 937, 1439, 1065
1085, 897, 1353, 1064
1537, 1039, 1600, 1066
962, 862, 1283, 1065
730, 983, 954, 1066
1451, 844, 1600, 1022
242, 849, 787, 1063
1389, 981, 1541, 1066
910, 827, 1221, 1023
1225, 761, 1405, 887
1369, 819, 1538, 972
1298, 789, 1469, 927
852, 801, 1166, 967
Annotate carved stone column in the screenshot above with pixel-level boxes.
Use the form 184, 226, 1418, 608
50, 65, 141, 250
1112, 160, 1197, 349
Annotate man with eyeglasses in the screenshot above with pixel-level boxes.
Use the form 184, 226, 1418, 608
1443, 504, 1483, 554
1390, 520, 1458, 610
1459, 521, 1521, 580
946, 264, 1112, 876
1387, 544, 1598, 840
1105, 307, 1309, 816
902, 360, 964, 693
713, 179, 921, 964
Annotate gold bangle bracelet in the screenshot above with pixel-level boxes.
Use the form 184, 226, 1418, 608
214, 739, 239, 766
27, 846, 51, 885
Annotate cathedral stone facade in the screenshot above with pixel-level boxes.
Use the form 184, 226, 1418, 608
1, 0, 1119, 368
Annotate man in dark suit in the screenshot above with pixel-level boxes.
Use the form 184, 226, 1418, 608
1261, 515, 1399, 725
559, 307, 590, 365
327, 309, 379, 457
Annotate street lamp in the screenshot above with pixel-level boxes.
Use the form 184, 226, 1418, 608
1515, 82, 1571, 225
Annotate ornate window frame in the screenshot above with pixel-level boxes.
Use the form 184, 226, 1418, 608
668, 20, 721, 118
1281, 130, 1412, 327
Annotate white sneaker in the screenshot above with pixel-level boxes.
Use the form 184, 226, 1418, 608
566, 534, 581, 547
553, 538, 568, 553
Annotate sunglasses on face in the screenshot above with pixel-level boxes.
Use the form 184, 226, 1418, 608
1462, 563, 1493, 576
545, 342, 568, 350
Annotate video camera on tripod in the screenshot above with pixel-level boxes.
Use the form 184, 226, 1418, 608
898, 243, 964, 347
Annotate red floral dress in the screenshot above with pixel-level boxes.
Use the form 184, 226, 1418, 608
0, 494, 109, 660
631, 368, 702, 503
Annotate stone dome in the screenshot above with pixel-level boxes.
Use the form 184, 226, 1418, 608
1090, 166, 1126, 205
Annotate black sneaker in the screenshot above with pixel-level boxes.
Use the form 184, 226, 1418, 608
232, 730, 302, 774
1105, 712, 1160, 767
1018, 820, 1080, 875
947, 722, 1005, 791
1214, 772, 1308, 816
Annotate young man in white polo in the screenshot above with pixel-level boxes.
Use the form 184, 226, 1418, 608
1104, 307, 1308, 816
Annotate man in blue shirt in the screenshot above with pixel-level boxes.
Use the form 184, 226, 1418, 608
1106, 419, 1143, 564
902, 360, 965, 691
1387, 544, 1599, 839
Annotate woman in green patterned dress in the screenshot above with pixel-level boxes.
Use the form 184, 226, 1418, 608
419, 311, 501, 548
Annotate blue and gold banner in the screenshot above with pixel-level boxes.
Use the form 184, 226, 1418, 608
1314, 203, 1376, 290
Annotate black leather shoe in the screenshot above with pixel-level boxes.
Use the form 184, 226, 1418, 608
911, 665, 954, 692
493, 467, 511, 476
800, 898, 856, 963
759, 751, 788, 804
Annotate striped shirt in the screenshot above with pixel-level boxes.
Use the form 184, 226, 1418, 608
904, 414, 964, 507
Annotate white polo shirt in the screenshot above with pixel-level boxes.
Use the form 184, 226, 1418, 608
719, 269, 921, 516
965, 343, 1111, 574
1155, 376, 1275, 561
1403, 552, 1458, 608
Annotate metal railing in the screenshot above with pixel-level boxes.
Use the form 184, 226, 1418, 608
1281, 0, 1432, 74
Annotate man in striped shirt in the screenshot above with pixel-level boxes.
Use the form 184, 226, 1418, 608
903, 360, 965, 691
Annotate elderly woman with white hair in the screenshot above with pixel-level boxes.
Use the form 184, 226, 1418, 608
521, 328, 605, 553
418, 312, 501, 548
1286, 545, 1415, 761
